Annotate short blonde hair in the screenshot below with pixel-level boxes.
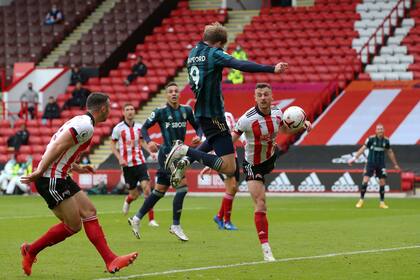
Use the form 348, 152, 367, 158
203, 22, 227, 45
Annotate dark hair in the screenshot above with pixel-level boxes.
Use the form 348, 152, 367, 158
203, 22, 227, 45
123, 103, 135, 109
165, 82, 178, 89
86, 92, 109, 111
255, 83, 272, 90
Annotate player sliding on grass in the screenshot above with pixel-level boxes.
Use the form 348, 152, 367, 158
110, 103, 158, 227
348, 123, 400, 209
232, 83, 311, 261
165, 22, 288, 192
199, 112, 240, 230
20, 93, 138, 276
128, 82, 202, 241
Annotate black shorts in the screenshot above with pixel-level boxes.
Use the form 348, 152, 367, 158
199, 117, 235, 157
123, 164, 150, 190
156, 149, 171, 186
35, 177, 81, 209
219, 157, 240, 182
243, 153, 278, 183
364, 163, 387, 179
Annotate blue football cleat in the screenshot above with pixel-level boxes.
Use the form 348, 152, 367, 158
213, 215, 224, 229
224, 222, 238, 231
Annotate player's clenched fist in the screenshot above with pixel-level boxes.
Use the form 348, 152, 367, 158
274, 62, 288, 73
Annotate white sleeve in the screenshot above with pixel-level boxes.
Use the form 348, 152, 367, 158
71, 121, 93, 144
234, 114, 248, 134
111, 126, 119, 141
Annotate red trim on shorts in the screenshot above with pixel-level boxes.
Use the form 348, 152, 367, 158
264, 115, 274, 160
252, 120, 262, 165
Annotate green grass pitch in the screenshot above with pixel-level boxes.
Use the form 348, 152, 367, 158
1, 195, 420, 279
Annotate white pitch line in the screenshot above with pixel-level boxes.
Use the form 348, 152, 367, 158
0, 207, 207, 220
94, 245, 420, 280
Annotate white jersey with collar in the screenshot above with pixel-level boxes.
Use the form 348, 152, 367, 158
234, 106, 283, 165
43, 114, 94, 179
111, 121, 146, 167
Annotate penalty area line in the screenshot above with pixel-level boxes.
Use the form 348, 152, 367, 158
94, 245, 420, 280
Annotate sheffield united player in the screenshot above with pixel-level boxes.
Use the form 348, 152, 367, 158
232, 83, 311, 261
110, 103, 158, 227
200, 111, 240, 230
128, 82, 202, 241
20, 93, 137, 276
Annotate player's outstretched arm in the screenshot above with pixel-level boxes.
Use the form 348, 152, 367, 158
224, 58, 286, 74
20, 130, 75, 184
348, 145, 366, 166
387, 149, 400, 170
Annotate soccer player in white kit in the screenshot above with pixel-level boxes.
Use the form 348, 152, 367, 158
20, 93, 138, 275
110, 103, 158, 226
232, 83, 311, 261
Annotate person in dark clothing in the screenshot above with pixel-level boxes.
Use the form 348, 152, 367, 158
7, 124, 30, 152
42, 96, 61, 121
63, 82, 91, 109
44, 4, 63, 25
70, 66, 86, 85
124, 56, 147, 86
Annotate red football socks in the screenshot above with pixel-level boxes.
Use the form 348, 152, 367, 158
28, 222, 76, 256
125, 194, 134, 204
222, 193, 234, 222
83, 216, 117, 265
148, 209, 155, 221
254, 211, 269, 244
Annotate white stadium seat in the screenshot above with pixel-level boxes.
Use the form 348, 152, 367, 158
385, 72, 399, 80
391, 64, 409, 71
402, 18, 415, 28
378, 64, 393, 72
399, 72, 413, 80
365, 64, 378, 73
370, 72, 386, 80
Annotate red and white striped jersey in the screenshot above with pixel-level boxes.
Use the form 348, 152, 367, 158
111, 121, 146, 167
234, 106, 283, 165
43, 114, 94, 179
225, 111, 235, 131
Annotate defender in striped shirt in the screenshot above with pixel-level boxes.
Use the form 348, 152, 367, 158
20, 93, 137, 275
232, 83, 311, 262
111, 103, 158, 227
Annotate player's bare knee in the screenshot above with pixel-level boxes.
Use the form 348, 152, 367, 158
80, 206, 97, 219
65, 218, 82, 232
256, 198, 266, 212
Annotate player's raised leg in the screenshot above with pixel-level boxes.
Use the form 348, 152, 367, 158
248, 179, 274, 261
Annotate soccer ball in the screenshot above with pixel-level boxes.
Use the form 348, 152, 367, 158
283, 106, 306, 131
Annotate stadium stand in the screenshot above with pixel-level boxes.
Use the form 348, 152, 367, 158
403, 6, 420, 79
0, 0, 227, 164
0, 0, 103, 82
298, 81, 420, 146
56, 0, 165, 68
229, 0, 362, 88
357, 0, 413, 80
